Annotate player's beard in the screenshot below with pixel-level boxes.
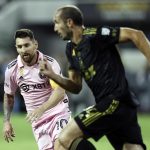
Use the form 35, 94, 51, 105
21, 53, 35, 64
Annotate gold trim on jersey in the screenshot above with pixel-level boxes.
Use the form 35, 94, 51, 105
82, 100, 119, 127
83, 28, 97, 35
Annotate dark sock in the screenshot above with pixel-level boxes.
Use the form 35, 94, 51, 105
69, 138, 96, 150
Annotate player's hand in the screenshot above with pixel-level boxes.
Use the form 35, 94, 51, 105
39, 58, 55, 78
26, 107, 44, 123
3, 121, 15, 143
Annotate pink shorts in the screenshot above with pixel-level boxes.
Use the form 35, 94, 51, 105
32, 112, 71, 150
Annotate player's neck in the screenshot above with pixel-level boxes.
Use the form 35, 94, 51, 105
72, 25, 85, 45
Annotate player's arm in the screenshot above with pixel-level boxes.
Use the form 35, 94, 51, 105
119, 27, 150, 62
39, 59, 82, 94
3, 93, 14, 122
48, 69, 82, 94
26, 81, 66, 123
3, 63, 17, 142
41, 80, 65, 110
42, 88, 64, 109
3, 93, 15, 142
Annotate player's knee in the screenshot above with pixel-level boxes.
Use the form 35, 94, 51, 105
69, 138, 96, 150
58, 130, 73, 149
54, 139, 61, 150
54, 138, 67, 150
58, 119, 84, 149
123, 143, 144, 150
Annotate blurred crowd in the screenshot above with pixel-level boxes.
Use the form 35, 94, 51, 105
127, 63, 150, 112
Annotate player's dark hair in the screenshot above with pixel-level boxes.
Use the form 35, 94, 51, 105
14, 29, 35, 40
57, 5, 83, 26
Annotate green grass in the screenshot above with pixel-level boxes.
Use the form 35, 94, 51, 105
0, 114, 149, 150
0, 114, 38, 150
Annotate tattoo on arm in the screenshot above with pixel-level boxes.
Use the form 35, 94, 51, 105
3, 94, 14, 122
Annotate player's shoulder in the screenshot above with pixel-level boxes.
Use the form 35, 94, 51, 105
44, 54, 59, 65
44, 55, 55, 62
7, 59, 17, 70
83, 27, 97, 36
83, 26, 113, 36
97, 26, 120, 35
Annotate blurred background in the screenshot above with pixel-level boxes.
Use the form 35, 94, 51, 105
1, 0, 150, 114
0, 0, 150, 149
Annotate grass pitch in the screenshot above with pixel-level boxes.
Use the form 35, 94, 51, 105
0, 113, 149, 150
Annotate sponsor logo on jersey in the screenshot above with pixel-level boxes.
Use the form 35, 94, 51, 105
20, 81, 49, 92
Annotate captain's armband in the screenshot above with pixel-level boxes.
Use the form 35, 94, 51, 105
49, 79, 60, 89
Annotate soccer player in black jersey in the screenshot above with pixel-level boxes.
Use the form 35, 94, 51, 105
39, 5, 149, 150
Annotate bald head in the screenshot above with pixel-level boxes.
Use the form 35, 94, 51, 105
56, 5, 84, 26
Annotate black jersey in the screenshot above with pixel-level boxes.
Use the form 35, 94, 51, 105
66, 26, 138, 105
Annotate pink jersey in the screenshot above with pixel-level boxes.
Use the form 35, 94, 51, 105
4, 51, 71, 127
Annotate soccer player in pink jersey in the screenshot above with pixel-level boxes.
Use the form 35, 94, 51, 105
3, 29, 71, 150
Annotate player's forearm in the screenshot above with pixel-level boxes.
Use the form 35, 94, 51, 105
41, 88, 65, 111
133, 30, 150, 62
3, 93, 14, 123
120, 28, 150, 62
50, 73, 82, 94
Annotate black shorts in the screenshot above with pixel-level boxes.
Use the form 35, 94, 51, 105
74, 97, 146, 150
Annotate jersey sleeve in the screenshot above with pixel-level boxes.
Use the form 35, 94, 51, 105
4, 67, 18, 95
48, 58, 62, 89
96, 26, 120, 44
66, 42, 77, 71
51, 59, 61, 75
